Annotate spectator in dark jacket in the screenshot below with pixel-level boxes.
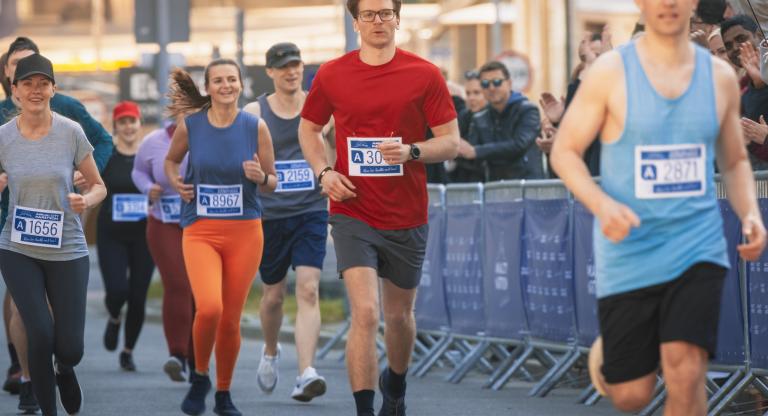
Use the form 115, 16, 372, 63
449, 71, 487, 182
460, 61, 544, 181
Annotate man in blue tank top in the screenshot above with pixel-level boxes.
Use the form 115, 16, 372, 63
243, 43, 330, 403
551, 0, 766, 414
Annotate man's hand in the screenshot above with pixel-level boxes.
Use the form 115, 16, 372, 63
740, 42, 766, 88
377, 141, 410, 165
596, 197, 641, 243
539, 92, 566, 124
690, 29, 709, 47
741, 116, 768, 145
738, 213, 768, 261
457, 139, 477, 160
536, 125, 557, 155
319, 170, 357, 202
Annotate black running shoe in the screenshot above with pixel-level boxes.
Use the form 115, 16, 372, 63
181, 372, 211, 416
3, 363, 21, 395
378, 371, 406, 416
213, 390, 242, 416
119, 351, 136, 372
18, 381, 39, 414
103, 320, 120, 352
55, 365, 82, 415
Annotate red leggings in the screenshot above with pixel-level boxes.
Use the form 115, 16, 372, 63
147, 216, 194, 359
182, 218, 263, 391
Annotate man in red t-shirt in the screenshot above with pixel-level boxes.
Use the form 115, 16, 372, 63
299, 1, 458, 415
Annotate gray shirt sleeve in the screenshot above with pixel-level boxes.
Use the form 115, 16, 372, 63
72, 125, 94, 167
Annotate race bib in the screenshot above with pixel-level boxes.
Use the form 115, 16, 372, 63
347, 137, 403, 177
196, 184, 243, 217
11, 206, 64, 248
635, 144, 706, 199
112, 194, 149, 222
160, 195, 181, 224
275, 160, 315, 193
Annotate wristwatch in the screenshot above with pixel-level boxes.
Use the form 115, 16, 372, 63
409, 144, 421, 161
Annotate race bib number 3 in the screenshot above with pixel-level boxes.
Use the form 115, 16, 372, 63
160, 195, 182, 223
196, 184, 243, 217
11, 206, 64, 248
635, 144, 706, 199
112, 194, 149, 222
347, 137, 404, 177
275, 160, 315, 193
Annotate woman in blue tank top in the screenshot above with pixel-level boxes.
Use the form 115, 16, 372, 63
164, 59, 276, 416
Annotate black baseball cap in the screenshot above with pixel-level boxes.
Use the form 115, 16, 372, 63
266, 43, 302, 68
13, 53, 55, 85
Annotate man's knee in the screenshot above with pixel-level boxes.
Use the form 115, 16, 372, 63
383, 308, 413, 329
296, 279, 319, 307
260, 286, 285, 311
662, 343, 708, 393
609, 383, 655, 413
351, 303, 379, 332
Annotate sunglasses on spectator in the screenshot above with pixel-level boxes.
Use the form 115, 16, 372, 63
481, 78, 506, 89
464, 70, 480, 80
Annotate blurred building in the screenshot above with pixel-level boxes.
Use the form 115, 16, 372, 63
0, 0, 640, 105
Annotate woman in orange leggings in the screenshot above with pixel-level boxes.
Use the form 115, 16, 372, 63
164, 59, 276, 416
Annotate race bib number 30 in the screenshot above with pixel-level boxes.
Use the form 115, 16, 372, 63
635, 144, 706, 199
197, 184, 243, 217
160, 195, 182, 223
347, 137, 403, 177
275, 160, 315, 193
112, 194, 149, 222
11, 206, 64, 248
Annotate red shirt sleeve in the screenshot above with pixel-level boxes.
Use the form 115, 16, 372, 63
301, 66, 333, 126
422, 66, 457, 128
748, 142, 768, 162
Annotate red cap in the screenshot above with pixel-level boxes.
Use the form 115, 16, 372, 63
112, 101, 141, 121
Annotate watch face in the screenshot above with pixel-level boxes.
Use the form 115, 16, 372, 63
411, 144, 420, 159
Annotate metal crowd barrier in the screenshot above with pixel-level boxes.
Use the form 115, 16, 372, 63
316, 172, 768, 415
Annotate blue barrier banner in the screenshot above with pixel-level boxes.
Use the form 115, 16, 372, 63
444, 203, 486, 336
483, 201, 526, 339
522, 199, 575, 343
715, 200, 745, 366
573, 202, 599, 347
415, 205, 450, 331
748, 199, 768, 368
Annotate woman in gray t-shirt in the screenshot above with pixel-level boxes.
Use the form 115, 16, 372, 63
0, 53, 106, 416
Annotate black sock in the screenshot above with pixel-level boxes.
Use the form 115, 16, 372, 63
353, 390, 375, 415
383, 367, 407, 398
7, 344, 18, 367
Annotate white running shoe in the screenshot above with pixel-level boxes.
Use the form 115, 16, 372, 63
291, 366, 327, 402
163, 356, 188, 383
256, 344, 281, 394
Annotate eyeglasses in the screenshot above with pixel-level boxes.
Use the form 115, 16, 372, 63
358, 9, 397, 22
480, 78, 506, 89
464, 70, 480, 80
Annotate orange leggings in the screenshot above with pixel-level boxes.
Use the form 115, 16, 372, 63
182, 218, 263, 390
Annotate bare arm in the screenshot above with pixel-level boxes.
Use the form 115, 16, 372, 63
242, 101, 261, 118
299, 117, 356, 202
377, 119, 460, 164
164, 118, 194, 202
550, 51, 640, 243
69, 153, 107, 213
243, 119, 277, 193
714, 58, 767, 260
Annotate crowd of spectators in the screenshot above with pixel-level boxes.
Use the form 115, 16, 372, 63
431, 0, 768, 184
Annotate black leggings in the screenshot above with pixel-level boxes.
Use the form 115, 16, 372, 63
0, 250, 89, 416
97, 227, 155, 350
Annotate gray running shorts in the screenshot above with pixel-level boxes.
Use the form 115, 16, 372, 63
329, 214, 428, 289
